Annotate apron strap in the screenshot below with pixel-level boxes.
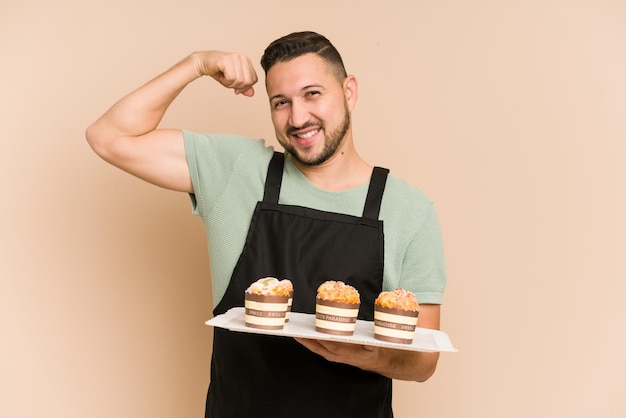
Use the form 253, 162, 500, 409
362, 167, 389, 221
263, 152, 285, 204
264, 152, 388, 221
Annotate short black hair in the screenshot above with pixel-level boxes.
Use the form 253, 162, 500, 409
260, 31, 348, 79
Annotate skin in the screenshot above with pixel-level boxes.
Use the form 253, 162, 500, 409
267, 55, 351, 166
85, 49, 441, 382
295, 304, 440, 381
266, 53, 372, 190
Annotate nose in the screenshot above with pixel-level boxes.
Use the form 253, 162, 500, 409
288, 100, 310, 128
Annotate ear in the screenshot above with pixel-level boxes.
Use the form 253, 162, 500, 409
343, 75, 358, 111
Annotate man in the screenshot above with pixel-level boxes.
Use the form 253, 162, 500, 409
87, 31, 447, 418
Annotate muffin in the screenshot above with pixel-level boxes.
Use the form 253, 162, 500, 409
373, 288, 420, 344
315, 281, 361, 336
244, 277, 293, 330
285, 288, 294, 322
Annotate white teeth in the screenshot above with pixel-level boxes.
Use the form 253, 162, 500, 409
296, 130, 318, 139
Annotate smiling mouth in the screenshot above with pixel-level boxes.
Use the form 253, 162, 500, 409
295, 129, 319, 139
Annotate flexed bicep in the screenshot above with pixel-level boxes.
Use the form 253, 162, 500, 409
86, 50, 259, 192
99, 128, 192, 192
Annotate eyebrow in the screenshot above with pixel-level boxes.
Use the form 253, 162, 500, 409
269, 84, 327, 102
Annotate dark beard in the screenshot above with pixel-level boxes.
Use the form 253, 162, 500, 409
283, 102, 351, 167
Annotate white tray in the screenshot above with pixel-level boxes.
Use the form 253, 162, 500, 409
206, 307, 457, 353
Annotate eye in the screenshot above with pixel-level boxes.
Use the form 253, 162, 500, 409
305, 90, 321, 98
273, 99, 288, 109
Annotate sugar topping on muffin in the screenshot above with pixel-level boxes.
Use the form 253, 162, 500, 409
375, 288, 419, 312
246, 277, 293, 297
316, 280, 360, 304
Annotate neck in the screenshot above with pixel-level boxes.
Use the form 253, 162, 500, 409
292, 141, 372, 191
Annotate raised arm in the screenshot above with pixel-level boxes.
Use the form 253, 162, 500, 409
85, 51, 258, 192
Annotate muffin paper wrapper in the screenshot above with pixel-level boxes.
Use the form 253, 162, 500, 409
206, 307, 457, 353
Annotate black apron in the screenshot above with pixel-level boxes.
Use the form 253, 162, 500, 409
206, 152, 392, 418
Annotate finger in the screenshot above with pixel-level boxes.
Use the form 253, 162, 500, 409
234, 87, 255, 97
308, 340, 359, 358
294, 337, 322, 349
315, 340, 343, 355
294, 337, 326, 354
220, 54, 257, 91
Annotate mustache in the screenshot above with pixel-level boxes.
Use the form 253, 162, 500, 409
287, 122, 322, 135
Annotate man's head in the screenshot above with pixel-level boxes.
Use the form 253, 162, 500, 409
261, 31, 348, 82
262, 32, 358, 168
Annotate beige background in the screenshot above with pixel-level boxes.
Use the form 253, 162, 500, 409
2, 0, 625, 417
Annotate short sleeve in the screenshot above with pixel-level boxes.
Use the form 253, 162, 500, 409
183, 130, 269, 217
399, 203, 447, 304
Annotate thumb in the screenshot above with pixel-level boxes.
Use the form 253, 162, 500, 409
235, 87, 255, 97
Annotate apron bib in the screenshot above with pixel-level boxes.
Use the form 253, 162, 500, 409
206, 152, 392, 418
